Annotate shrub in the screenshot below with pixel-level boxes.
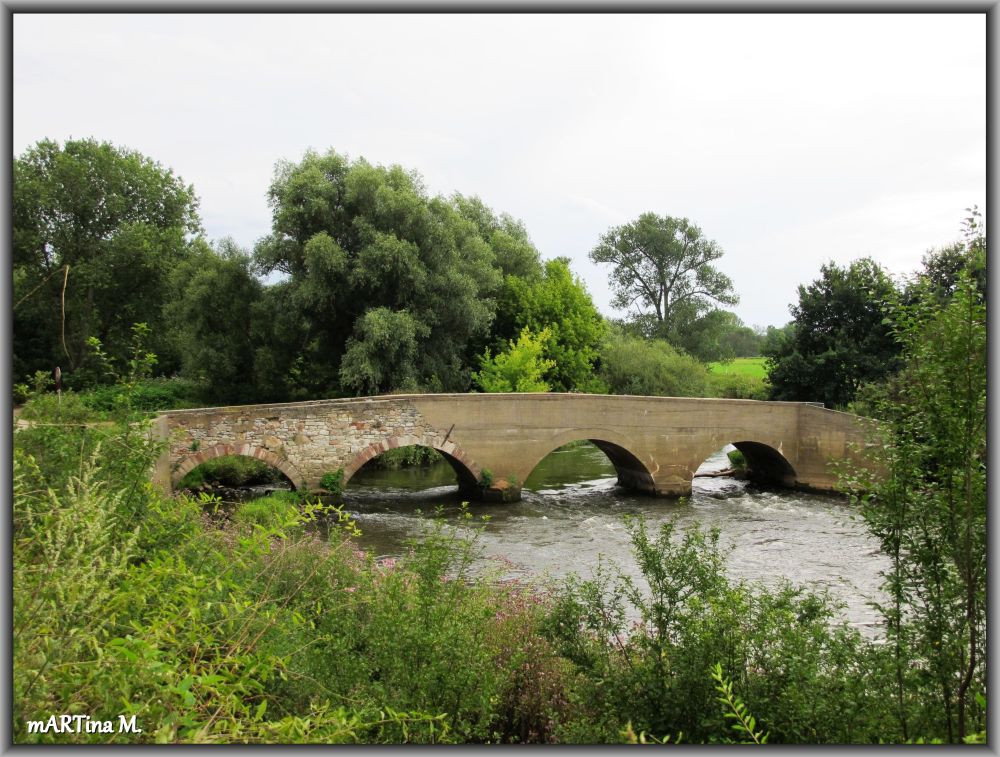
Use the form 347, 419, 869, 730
473, 327, 554, 393
543, 515, 886, 744
13, 438, 406, 743
319, 468, 345, 496
597, 333, 708, 397
14, 392, 115, 495
262, 505, 575, 743
726, 449, 747, 470
707, 372, 769, 400
232, 492, 303, 531
78, 376, 203, 413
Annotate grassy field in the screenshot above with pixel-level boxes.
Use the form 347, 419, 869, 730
708, 356, 768, 379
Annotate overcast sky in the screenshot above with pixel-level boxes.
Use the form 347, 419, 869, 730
13, 13, 986, 328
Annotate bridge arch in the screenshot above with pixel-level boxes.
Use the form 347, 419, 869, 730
693, 440, 797, 489
171, 443, 306, 491
522, 429, 656, 495
730, 440, 797, 487
342, 436, 482, 493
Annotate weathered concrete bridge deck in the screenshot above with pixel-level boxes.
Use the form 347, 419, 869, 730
152, 393, 873, 501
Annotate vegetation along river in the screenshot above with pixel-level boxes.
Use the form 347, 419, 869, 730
341, 442, 890, 637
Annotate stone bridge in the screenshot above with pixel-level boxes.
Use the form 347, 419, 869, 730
151, 393, 874, 501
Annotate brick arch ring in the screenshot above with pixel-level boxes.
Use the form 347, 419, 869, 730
171, 443, 307, 491
342, 435, 482, 487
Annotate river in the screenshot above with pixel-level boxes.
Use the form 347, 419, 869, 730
343, 442, 889, 636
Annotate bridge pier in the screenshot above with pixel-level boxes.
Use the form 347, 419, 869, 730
478, 480, 522, 504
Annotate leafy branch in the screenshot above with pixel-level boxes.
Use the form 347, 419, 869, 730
711, 662, 768, 744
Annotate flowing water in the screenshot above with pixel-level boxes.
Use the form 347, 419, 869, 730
343, 442, 889, 636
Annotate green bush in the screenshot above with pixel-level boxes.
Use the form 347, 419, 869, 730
597, 333, 708, 397
474, 327, 554, 393
14, 393, 113, 497
232, 492, 303, 531
543, 516, 888, 743
14, 432, 441, 743
78, 377, 203, 413
707, 372, 769, 400
726, 449, 747, 470
319, 468, 345, 497
210, 503, 576, 743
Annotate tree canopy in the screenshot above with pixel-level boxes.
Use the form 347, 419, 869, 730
589, 213, 737, 342
905, 215, 986, 305
13, 138, 201, 383
164, 238, 263, 405
252, 149, 516, 397
473, 327, 555, 393
666, 307, 763, 363
764, 258, 900, 408
503, 258, 606, 392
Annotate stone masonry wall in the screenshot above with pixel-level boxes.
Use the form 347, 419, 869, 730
162, 397, 479, 490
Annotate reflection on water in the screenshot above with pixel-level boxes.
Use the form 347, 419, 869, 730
344, 442, 888, 635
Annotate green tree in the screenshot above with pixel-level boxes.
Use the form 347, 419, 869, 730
764, 258, 900, 408
845, 250, 986, 742
450, 193, 546, 372
723, 322, 766, 358
253, 149, 504, 397
13, 138, 201, 384
165, 238, 263, 404
668, 307, 763, 363
761, 323, 794, 356
505, 258, 607, 392
597, 330, 708, 397
906, 209, 986, 305
589, 213, 737, 341
451, 194, 542, 281
473, 328, 554, 393
339, 308, 423, 395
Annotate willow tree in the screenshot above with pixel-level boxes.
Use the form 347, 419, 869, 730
253, 150, 509, 397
